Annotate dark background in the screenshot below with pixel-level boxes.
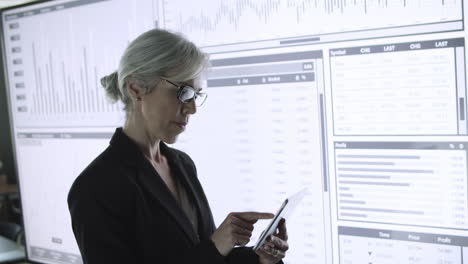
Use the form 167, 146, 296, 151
0, 64, 17, 184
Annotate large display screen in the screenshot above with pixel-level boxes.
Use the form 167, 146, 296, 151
1, 0, 466, 263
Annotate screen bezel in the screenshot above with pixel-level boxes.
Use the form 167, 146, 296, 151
0, 1, 57, 263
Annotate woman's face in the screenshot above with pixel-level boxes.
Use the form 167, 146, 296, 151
138, 77, 200, 144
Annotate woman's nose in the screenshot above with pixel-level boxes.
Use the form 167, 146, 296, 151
182, 99, 197, 115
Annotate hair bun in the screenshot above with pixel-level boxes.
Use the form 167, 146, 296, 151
100, 71, 121, 102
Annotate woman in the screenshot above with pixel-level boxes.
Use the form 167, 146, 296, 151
68, 29, 289, 264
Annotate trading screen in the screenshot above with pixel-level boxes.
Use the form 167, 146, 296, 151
1, 0, 466, 263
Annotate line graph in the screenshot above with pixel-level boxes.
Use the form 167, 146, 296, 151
162, 0, 462, 47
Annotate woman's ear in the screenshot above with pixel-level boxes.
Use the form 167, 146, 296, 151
127, 80, 143, 101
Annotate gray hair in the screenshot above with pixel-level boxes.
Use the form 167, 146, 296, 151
100, 29, 208, 112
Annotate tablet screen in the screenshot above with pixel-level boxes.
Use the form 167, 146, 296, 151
253, 188, 309, 250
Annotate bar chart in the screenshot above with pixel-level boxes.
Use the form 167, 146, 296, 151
3, 0, 158, 128
334, 142, 468, 229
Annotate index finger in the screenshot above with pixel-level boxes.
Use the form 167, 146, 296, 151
232, 212, 274, 221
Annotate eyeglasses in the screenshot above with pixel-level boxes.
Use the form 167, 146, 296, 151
162, 78, 207, 107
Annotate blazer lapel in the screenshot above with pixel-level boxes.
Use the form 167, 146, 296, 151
109, 128, 200, 244
135, 158, 201, 244
161, 143, 216, 240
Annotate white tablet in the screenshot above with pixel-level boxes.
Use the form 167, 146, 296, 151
253, 188, 309, 251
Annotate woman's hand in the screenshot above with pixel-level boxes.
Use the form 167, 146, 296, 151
255, 219, 289, 264
211, 212, 274, 256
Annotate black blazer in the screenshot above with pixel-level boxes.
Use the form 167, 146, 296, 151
68, 128, 259, 264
